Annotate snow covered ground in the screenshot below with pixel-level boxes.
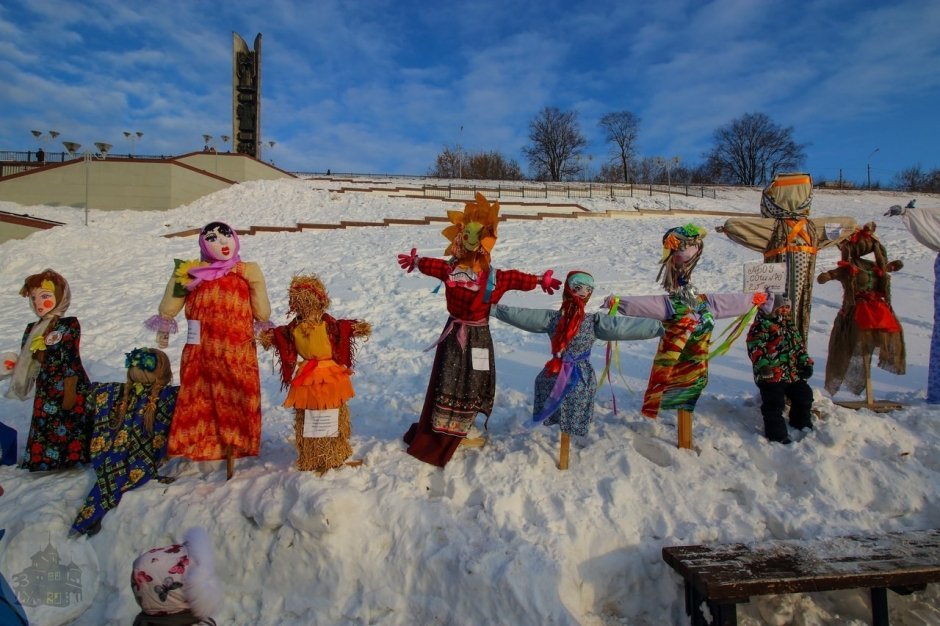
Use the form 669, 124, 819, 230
1, 178, 939, 625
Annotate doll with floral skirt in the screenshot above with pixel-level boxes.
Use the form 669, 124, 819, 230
72, 347, 179, 535
397, 193, 561, 467
4, 269, 90, 471
259, 274, 371, 473
145, 221, 271, 480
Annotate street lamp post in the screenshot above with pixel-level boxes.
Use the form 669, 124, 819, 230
63, 141, 111, 226
867, 147, 880, 190
30, 130, 59, 162
267, 140, 276, 164
123, 131, 143, 157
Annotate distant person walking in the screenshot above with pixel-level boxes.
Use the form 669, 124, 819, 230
35, 148, 45, 164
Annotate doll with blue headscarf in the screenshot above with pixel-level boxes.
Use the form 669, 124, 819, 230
494, 271, 662, 465
145, 221, 271, 479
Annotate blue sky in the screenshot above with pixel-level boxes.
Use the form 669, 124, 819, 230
2, 0, 938, 184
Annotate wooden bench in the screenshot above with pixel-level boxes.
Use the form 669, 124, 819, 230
662, 529, 940, 625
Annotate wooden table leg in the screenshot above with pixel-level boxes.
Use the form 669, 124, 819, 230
871, 587, 889, 626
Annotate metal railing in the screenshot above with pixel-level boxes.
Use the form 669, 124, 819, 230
419, 181, 717, 201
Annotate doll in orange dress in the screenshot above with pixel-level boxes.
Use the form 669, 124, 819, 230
260, 274, 371, 473
145, 221, 271, 479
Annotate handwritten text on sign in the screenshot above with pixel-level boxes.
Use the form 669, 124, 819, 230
743, 262, 787, 293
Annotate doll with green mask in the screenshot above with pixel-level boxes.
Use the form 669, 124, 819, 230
397, 193, 562, 467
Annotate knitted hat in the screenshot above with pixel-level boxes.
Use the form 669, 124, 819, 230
131, 527, 223, 619
771, 292, 791, 311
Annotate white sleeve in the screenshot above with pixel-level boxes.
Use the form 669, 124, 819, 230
902, 208, 940, 252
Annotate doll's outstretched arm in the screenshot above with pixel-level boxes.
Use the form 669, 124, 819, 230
493, 304, 553, 333
352, 320, 372, 339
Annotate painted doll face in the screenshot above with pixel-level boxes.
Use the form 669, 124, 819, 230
570, 282, 593, 300
30, 287, 56, 317
203, 226, 234, 261
672, 243, 700, 265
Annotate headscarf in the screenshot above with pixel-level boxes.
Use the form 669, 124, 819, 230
6, 269, 71, 400
546, 271, 594, 375
186, 221, 241, 291
657, 224, 706, 294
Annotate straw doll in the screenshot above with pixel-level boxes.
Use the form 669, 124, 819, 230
718, 172, 855, 346
817, 222, 905, 396
145, 221, 272, 479
5, 269, 90, 471
260, 274, 371, 473
887, 201, 940, 402
493, 271, 662, 467
72, 348, 178, 535
605, 225, 768, 448
397, 193, 561, 467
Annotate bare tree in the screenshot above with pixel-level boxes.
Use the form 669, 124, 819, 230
428, 147, 523, 180
522, 106, 588, 181
893, 165, 940, 192
429, 146, 463, 178
598, 110, 640, 183
704, 112, 806, 185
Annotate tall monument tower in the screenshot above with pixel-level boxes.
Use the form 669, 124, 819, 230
232, 32, 262, 158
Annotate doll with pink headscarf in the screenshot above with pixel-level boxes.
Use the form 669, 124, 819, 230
145, 222, 271, 479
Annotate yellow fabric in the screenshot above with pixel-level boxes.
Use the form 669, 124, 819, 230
29, 334, 47, 352
283, 321, 354, 410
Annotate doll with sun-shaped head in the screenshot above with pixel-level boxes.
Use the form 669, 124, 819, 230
397, 193, 562, 467
493, 271, 663, 468
604, 225, 769, 448
145, 221, 271, 479
259, 274, 371, 473
817, 222, 905, 397
4, 268, 90, 471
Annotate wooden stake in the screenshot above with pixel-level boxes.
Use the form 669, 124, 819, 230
558, 432, 570, 470
863, 352, 874, 407
677, 409, 693, 450
226, 445, 234, 481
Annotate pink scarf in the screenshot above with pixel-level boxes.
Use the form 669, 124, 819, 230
187, 223, 241, 291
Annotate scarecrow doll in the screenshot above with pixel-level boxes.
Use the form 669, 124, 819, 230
259, 274, 371, 473
886, 201, 940, 402
493, 271, 663, 468
72, 348, 178, 535
718, 172, 855, 346
397, 193, 561, 467
605, 224, 769, 448
145, 221, 271, 479
817, 222, 905, 398
5, 268, 90, 471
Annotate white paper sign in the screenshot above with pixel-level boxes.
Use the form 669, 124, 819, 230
824, 222, 845, 241
303, 408, 340, 438
186, 319, 201, 345
471, 347, 490, 371
743, 261, 787, 293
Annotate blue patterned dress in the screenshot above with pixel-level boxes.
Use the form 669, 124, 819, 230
494, 305, 662, 435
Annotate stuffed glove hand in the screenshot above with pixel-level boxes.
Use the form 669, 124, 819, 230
884, 205, 906, 217
601, 294, 616, 310
799, 363, 814, 380
539, 270, 561, 295
156, 331, 169, 349
397, 248, 418, 273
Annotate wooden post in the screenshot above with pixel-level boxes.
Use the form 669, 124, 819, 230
863, 352, 875, 407
226, 445, 234, 480
677, 410, 693, 449
558, 432, 570, 470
